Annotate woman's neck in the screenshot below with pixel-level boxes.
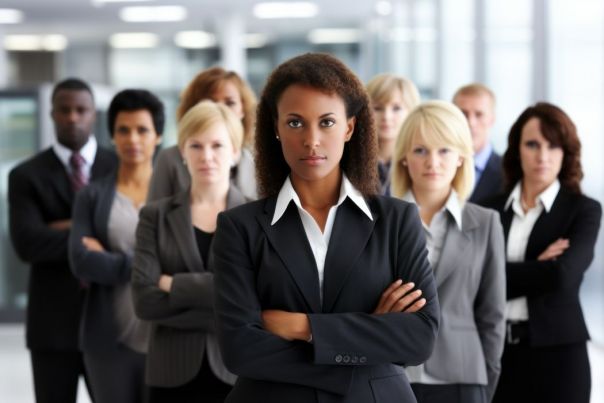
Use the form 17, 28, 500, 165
190, 179, 230, 205
378, 138, 395, 164
117, 162, 153, 187
412, 186, 451, 226
520, 180, 550, 210
291, 170, 341, 212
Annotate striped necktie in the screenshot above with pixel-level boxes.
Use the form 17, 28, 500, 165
69, 152, 88, 192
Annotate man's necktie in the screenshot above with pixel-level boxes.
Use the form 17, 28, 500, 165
69, 152, 87, 192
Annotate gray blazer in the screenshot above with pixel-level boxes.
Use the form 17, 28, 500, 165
148, 145, 258, 202
421, 202, 506, 401
131, 186, 247, 387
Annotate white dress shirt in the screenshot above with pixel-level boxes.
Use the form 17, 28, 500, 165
52, 136, 98, 182
504, 179, 560, 321
402, 189, 463, 384
271, 175, 373, 299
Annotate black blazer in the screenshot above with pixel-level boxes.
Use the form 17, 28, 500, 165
470, 151, 503, 205
8, 147, 117, 350
486, 186, 602, 346
132, 187, 246, 387
213, 195, 440, 403
69, 174, 145, 352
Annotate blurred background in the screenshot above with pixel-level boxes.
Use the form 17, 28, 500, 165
0, 0, 602, 399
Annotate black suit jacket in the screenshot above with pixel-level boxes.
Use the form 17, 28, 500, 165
485, 187, 601, 346
213, 195, 439, 403
470, 151, 503, 205
8, 147, 117, 350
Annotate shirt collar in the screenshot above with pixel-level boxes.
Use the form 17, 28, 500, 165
504, 179, 560, 212
402, 189, 463, 230
473, 143, 493, 172
271, 174, 373, 226
52, 136, 97, 168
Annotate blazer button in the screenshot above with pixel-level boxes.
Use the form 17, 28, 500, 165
359, 356, 367, 364
343, 355, 351, 363
335, 354, 343, 363
351, 355, 359, 364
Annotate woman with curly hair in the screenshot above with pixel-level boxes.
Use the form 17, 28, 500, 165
148, 66, 258, 201
485, 102, 602, 403
212, 53, 439, 403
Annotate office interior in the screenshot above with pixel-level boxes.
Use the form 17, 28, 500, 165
0, 0, 603, 401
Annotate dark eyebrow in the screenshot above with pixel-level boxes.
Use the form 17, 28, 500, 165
285, 112, 335, 118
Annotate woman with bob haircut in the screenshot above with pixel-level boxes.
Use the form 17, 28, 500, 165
486, 103, 601, 403
391, 100, 505, 403
212, 52, 439, 403
366, 73, 421, 194
132, 100, 247, 402
148, 66, 258, 201
69, 88, 164, 402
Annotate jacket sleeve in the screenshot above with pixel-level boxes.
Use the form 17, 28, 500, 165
308, 204, 439, 368
131, 205, 214, 331
68, 186, 132, 285
147, 148, 178, 202
506, 198, 602, 299
8, 165, 69, 263
474, 211, 506, 401
213, 211, 355, 396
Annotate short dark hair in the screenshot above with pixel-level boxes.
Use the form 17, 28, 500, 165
51, 78, 94, 102
255, 53, 379, 198
503, 102, 583, 194
107, 89, 165, 138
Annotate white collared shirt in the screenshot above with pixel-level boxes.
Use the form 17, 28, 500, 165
52, 136, 98, 182
271, 175, 372, 298
402, 189, 463, 385
504, 179, 560, 321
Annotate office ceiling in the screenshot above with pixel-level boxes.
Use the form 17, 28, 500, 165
0, 0, 383, 44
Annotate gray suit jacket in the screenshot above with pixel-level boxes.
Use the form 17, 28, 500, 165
148, 145, 258, 202
421, 202, 506, 401
131, 186, 246, 387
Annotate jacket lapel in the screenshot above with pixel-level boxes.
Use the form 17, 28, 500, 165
322, 198, 376, 312
256, 199, 322, 313
44, 149, 73, 206
525, 190, 567, 259
433, 208, 473, 288
167, 191, 204, 272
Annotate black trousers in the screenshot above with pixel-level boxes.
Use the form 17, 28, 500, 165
149, 355, 232, 403
411, 383, 486, 403
493, 341, 590, 403
30, 349, 94, 403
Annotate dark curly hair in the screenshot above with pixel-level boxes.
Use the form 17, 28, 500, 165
255, 53, 379, 198
503, 102, 583, 194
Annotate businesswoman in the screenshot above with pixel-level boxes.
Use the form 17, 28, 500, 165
366, 73, 420, 193
69, 89, 164, 403
132, 100, 246, 402
212, 53, 439, 403
487, 103, 601, 403
148, 66, 258, 201
391, 100, 506, 403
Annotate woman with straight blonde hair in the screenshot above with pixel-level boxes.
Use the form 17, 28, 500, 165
367, 73, 420, 193
392, 100, 506, 403
132, 100, 247, 402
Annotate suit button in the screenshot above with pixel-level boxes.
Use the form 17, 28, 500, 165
359, 356, 367, 364
351, 355, 359, 364
335, 354, 343, 363
343, 355, 350, 363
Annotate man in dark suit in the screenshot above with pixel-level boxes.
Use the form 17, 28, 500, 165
8, 78, 117, 403
453, 83, 503, 204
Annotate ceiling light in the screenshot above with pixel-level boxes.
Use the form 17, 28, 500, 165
246, 33, 269, 48
4, 34, 68, 51
375, 1, 392, 16
109, 32, 158, 48
92, 0, 151, 4
253, 2, 318, 19
120, 6, 187, 22
174, 31, 216, 49
0, 8, 23, 24
308, 29, 361, 44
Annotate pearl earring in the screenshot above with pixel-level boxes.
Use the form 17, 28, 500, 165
276, 135, 280, 140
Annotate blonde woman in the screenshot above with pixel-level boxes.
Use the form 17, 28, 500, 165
367, 73, 420, 193
132, 101, 247, 402
391, 100, 506, 403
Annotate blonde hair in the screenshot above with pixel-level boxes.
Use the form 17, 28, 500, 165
452, 83, 496, 109
366, 73, 421, 111
177, 100, 244, 153
391, 100, 475, 201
